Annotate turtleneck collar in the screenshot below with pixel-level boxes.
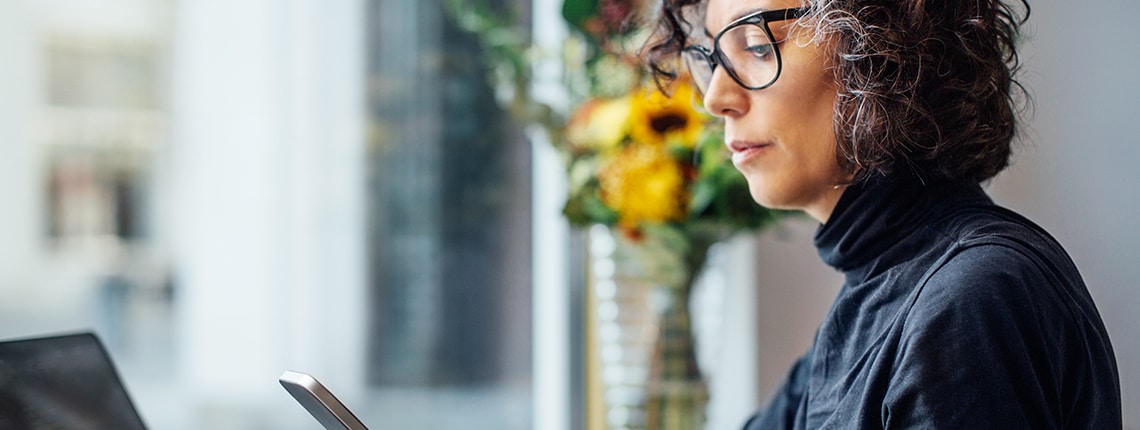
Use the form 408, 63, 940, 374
813, 173, 992, 273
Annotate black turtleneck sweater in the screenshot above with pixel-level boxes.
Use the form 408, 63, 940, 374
743, 175, 1121, 429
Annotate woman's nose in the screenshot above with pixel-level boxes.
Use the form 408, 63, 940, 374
701, 67, 747, 118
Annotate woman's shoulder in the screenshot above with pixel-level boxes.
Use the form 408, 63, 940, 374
929, 200, 1077, 277
906, 208, 1096, 334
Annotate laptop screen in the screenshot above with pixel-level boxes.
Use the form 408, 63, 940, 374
0, 332, 147, 430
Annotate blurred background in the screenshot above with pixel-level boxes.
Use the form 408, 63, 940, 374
0, 0, 1137, 429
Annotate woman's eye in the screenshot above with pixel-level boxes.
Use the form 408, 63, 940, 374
744, 43, 774, 59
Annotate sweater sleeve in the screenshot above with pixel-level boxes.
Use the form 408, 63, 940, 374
882, 244, 1063, 429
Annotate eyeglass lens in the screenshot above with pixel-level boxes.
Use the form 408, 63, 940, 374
684, 22, 779, 93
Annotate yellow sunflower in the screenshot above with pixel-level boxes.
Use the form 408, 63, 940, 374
598, 143, 688, 228
628, 80, 705, 148
565, 96, 632, 151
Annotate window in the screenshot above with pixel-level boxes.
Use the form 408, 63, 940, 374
362, 0, 534, 427
0, 0, 552, 428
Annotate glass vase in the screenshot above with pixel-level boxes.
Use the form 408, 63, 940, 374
590, 225, 722, 430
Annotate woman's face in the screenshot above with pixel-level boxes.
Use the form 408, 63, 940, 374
702, 0, 848, 222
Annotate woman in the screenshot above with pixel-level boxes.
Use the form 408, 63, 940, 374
644, 0, 1122, 428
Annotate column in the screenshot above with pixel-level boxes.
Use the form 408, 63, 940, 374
169, 0, 365, 414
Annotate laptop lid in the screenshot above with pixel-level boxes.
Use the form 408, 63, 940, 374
0, 332, 147, 430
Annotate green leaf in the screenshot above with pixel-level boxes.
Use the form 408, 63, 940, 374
689, 181, 716, 216
582, 195, 620, 225
562, 0, 600, 34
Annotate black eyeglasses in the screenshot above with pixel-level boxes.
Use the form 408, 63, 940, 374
682, 8, 808, 94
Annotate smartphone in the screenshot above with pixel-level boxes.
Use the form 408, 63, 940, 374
279, 370, 370, 430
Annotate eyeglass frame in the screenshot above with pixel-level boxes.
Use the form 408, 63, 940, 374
682, 7, 809, 93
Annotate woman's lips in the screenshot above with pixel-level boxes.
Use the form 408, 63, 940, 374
728, 140, 772, 166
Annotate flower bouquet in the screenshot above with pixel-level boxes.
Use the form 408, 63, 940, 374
557, 1, 783, 429
446, 1, 785, 428
557, 0, 780, 260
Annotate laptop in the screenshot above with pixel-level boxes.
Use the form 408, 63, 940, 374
0, 332, 369, 430
0, 331, 147, 429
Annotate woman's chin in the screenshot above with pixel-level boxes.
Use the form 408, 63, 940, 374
746, 182, 782, 210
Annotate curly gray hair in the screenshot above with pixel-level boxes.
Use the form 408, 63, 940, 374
644, 0, 1032, 183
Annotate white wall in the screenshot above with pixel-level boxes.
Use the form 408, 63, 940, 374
750, 1, 1140, 427
995, 0, 1140, 426
32, 0, 165, 40
0, 0, 39, 286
